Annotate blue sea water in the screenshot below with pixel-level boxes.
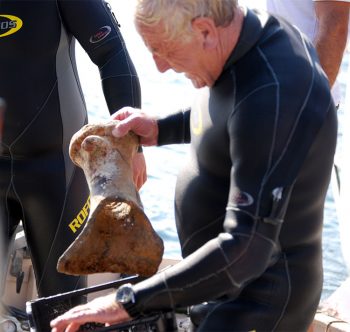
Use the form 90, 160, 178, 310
76, 1, 349, 300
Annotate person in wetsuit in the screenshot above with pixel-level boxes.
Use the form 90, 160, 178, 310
0, 0, 142, 300
50, 1, 337, 331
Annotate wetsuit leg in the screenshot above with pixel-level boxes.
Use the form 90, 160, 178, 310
14, 153, 89, 300
0, 157, 22, 299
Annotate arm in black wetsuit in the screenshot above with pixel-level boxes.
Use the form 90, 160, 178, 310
157, 108, 191, 145
58, 0, 145, 188
58, 0, 141, 113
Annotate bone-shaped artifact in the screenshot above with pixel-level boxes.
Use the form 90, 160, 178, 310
57, 121, 164, 277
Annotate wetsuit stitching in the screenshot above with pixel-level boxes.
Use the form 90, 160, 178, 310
256, 41, 315, 183
8, 81, 59, 151
198, 300, 228, 330
101, 73, 138, 79
143, 234, 262, 305
197, 259, 291, 332
177, 234, 255, 293
228, 65, 278, 217
253, 47, 280, 216
259, 24, 283, 44
121, 50, 136, 108
226, 206, 256, 220
219, 227, 277, 280
88, 35, 122, 52
150, 223, 277, 301
162, 273, 175, 309
218, 236, 252, 288
97, 48, 124, 69
141, 268, 212, 308
116, 27, 138, 107
98, 34, 137, 109
100, 22, 137, 108
271, 253, 291, 331
251, 231, 278, 248
181, 213, 226, 252
0, 140, 10, 153
182, 204, 264, 289
233, 82, 277, 111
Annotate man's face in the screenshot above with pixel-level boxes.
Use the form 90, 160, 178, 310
137, 21, 218, 88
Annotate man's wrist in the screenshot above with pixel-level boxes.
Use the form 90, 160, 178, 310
115, 283, 139, 317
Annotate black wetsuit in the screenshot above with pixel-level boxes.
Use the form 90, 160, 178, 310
128, 9, 337, 331
0, 0, 141, 298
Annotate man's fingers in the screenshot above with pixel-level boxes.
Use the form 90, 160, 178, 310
111, 111, 141, 137
110, 108, 158, 145
111, 106, 136, 121
51, 310, 91, 331
112, 114, 145, 138
112, 121, 130, 137
66, 322, 83, 332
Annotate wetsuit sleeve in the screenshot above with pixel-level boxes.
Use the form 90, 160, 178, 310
157, 108, 191, 145
58, 0, 141, 113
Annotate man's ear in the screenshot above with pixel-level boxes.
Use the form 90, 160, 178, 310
191, 17, 218, 49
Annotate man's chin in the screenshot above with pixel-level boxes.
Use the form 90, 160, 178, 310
190, 78, 206, 89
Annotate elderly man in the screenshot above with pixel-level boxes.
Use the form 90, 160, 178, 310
51, 0, 337, 331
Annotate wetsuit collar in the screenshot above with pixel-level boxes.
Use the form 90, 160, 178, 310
223, 8, 269, 70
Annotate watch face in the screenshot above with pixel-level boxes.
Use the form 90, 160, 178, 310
116, 284, 135, 304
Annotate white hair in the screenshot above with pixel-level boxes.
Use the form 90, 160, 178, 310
135, 0, 238, 42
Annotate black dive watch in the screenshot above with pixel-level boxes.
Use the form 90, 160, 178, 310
115, 283, 138, 316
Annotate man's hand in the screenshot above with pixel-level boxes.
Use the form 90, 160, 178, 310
50, 293, 130, 332
111, 107, 159, 146
111, 107, 158, 189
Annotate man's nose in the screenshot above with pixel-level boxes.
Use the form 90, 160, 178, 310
153, 55, 171, 73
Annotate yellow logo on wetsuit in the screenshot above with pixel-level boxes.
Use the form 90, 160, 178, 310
191, 108, 203, 136
191, 88, 210, 136
0, 15, 23, 37
69, 196, 91, 233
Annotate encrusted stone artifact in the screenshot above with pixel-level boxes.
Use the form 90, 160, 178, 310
57, 121, 164, 277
